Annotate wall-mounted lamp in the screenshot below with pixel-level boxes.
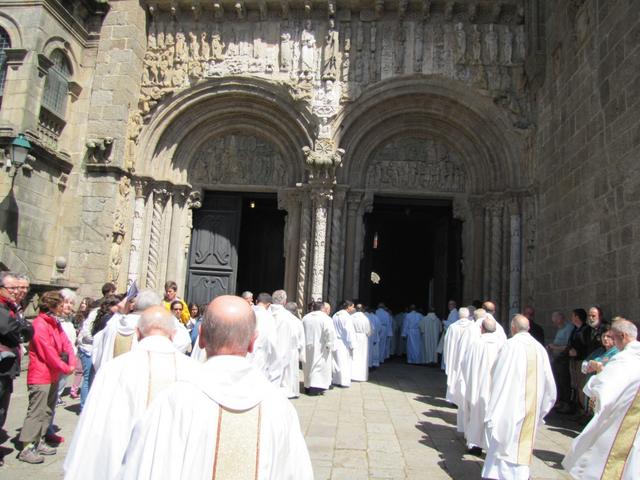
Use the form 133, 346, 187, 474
249, 200, 256, 209
5, 133, 32, 175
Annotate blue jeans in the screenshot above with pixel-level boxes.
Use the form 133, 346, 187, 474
79, 350, 94, 410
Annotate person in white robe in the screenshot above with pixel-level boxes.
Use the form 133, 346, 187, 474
443, 307, 476, 403
460, 315, 506, 455
332, 300, 356, 387
118, 295, 313, 480
482, 314, 556, 480
247, 293, 279, 384
420, 308, 441, 365
64, 306, 197, 480
92, 290, 190, 372
401, 305, 425, 364
270, 290, 305, 398
474, 309, 507, 343
365, 309, 381, 368
375, 304, 393, 361
438, 300, 459, 370
562, 319, 640, 480
350, 304, 371, 382
302, 301, 335, 394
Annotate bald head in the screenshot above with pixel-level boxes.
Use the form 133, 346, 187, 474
511, 314, 530, 335
481, 315, 497, 333
200, 295, 256, 357
482, 301, 496, 315
459, 307, 470, 319
137, 305, 176, 339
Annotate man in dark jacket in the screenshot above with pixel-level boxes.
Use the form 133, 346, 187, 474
0, 272, 34, 435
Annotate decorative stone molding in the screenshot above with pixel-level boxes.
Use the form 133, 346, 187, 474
303, 139, 344, 185
127, 179, 149, 287
4, 48, 28, 70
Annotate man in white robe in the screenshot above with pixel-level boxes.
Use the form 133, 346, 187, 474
474, 309, 507, 343
247, 293, 279, 384
332, 300, 356, 387
562, 319, 640, 479
443, 307, 476, 403
118, 295, 313, 480
401, 305, 425, 364
460, 315, 506, 455
92, 290, 191, 372
365, 309, 381, 368
420, 308, 441, 365
375, 304, 393, 361
482, 314, 556, 480
302, 301, 335, 394
350, 304, 371, 382
64, 306, 197, 480
270, 290, 305, 398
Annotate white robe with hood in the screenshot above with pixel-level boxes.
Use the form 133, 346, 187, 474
302, 310, 335, 390
350, 311, 371, 382
331, 309, 356, 387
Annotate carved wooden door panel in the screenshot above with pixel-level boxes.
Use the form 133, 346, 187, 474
187, 195, 241, 305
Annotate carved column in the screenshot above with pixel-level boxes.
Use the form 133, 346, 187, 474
277, 189, 301, 301
296, 192, 312, 310
508, 197, 522, 319
352, 192, 374, 299
489, 200, 504, 302
328, 187, 347, 306
310, 188, 332, 301
343, 191, 364, 300
127, 179, 147, 287
145, 187, 168, 290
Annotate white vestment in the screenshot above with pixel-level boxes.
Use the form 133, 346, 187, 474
118, 355, 313, 480
365, 313, 381, 368
460, 332, 505, 449
475, 313, 507, 343
482, 332, 556, 480
350, 311, 371, 382
375, 308, 393, 361
92, 313, 191, 372
247, 305, 279, 383
420, 313, 441, 364
562, 341, 640, 480
270, 304, 305, 398
65, 336, 197, 480
190, 334, 207, 362
402, 310, 425, 364
302, 310, 335, 389
331, 309, 355, 387
443, 317, 477, 403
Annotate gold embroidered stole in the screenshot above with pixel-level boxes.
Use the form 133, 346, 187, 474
146, 351, 178, 406
113, 334, 134, 358
212, 405, 262, 480
517, 342, 538, 465
601, 385, 640, 479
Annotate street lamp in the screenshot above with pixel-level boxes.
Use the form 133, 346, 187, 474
10, 133, 31, 170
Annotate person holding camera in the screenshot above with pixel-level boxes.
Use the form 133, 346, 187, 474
17, 291, 75, 464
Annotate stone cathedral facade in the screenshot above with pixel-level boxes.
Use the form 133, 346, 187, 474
1, 0, 638, 324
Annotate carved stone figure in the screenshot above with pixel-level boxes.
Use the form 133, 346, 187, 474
515, 25, 527, 62
484, 25, 498, 64
189, 31, 200, 59
454, 23, 466, 64
200, 32, 210, 60
143, 52, 159, 85
394, 25, 406, 74
414, 23, 424, 72
280, 32, 292, 72
300, 20, 316, 80
176, 31, 188, 63
109, 232, 124, 285
323, 23, 339, 80
501, 27, 513, 65
211, 33, 225, 62
470, 25, 482, 64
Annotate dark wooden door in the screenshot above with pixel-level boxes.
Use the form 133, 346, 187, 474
186, 194, 241, 305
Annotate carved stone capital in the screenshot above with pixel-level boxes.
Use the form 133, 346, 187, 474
303, 139, 344, 185
187, 189, 203, 209
133, 179, 148, 198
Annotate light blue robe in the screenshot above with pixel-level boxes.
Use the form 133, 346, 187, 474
402, 310, 425, 364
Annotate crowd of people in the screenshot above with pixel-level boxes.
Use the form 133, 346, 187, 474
0, 269, 638, 479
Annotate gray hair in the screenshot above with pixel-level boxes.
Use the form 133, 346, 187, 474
0, 271, 16, 287
272, 290, 287, 305
474, 308, 487, 320
15, 273, 30, 283
612, 319, 638, 340
285, 301, 298, 317
482, 315, 497, 333
138, 306, 176, 337
135, 290, 162, 311
511, 314, 530, 333
201, 297, 256, 354
241, 291, 253, 300
59, 288, 78, 304
459, 307, 470, 319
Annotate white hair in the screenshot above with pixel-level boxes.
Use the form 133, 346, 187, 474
474, 308, 487, 320
612, 319, 638, 340
138, 307, 176, 337
59, 288, 78, 304
135, 290, 162, 311
459, 307, 470, 319
511, 314, 530, 333
272, 289, 287, 305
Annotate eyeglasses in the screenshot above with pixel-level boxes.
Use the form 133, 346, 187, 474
2, 286, 19, 291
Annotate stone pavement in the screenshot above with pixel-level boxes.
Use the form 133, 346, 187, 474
1, 359, 581, 479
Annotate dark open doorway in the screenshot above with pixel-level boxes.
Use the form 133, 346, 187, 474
358, 196, 462, 317
186, 192, 285, 305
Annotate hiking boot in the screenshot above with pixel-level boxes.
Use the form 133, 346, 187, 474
37, 441, 57, 456
18, 447, 44, 464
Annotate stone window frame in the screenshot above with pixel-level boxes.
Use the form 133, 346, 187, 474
0, 27, 10, 107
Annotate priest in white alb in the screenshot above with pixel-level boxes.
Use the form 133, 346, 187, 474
350, 304, 371, 382
443, 307, 476, 403
420, 307, 441, 365
118, 295, 313, 480
375, 304, 393, 361
270, 290, 305, 398
474, 308, 507, 343
64, 306, 197, 480
460, 314, 506, 456
302, 301, 335, 394
482, 314, 556, 480
401, 305, 425, 364
332, 300, 356, 387
248, 293, 279, 383
562, 318, 640, 479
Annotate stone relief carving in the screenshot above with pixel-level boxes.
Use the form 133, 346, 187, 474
300, 20, 316, 81
191, 134, 288, 186
322, 21, 339, 81
303, 139, 344, 184
366, 137, 465, 192
109, 177, 131, 286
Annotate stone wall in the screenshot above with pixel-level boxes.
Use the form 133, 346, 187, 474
533, 0, 640, 322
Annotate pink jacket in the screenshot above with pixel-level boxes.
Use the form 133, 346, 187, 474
27, 312, 76, 385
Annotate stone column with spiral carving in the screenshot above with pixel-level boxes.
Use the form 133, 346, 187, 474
127, 179, 147, 287
145, 188, 167, 290
296, 193, 312, 310
328, 188, 346, 306
310, 188, 332, 301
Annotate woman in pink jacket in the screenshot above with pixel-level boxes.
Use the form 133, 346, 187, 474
18, 291, 75, 464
